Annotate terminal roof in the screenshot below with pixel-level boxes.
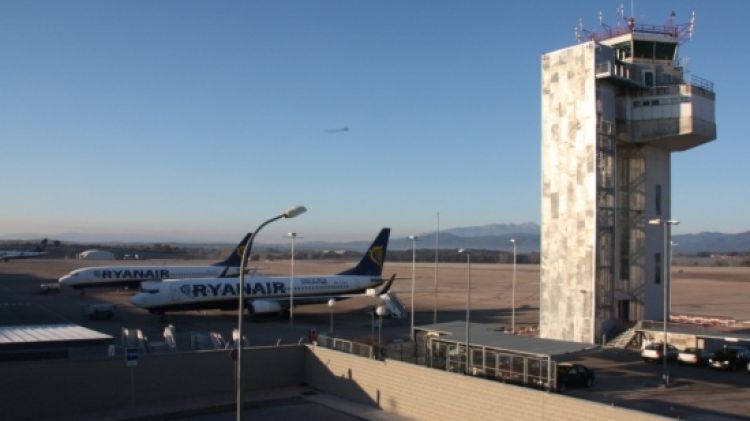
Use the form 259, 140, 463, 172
0, 324, 112, 348
415, 321, 597, 358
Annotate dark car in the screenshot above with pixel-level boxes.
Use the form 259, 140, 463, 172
556, 363, 595, 392
708, 346, 750, 370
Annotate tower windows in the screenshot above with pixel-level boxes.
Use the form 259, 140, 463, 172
655, 184, 662, 216
655, 253, 662, 284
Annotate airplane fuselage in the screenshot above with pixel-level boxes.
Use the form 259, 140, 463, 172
59, 265, 240, 289
131, 275, 385, 313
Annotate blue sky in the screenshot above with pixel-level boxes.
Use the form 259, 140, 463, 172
1, 1, 748, 242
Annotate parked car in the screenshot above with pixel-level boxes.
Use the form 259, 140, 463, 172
708, 346, 750, 371
677, 347, 713, 366
556, 363, 595, 391
641, 343, 678, 362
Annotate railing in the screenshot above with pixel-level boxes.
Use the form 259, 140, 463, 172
316, 335, 373, 359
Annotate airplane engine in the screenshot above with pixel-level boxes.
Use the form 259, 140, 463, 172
249, 300, 283, 315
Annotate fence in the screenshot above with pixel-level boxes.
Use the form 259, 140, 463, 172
316, 334, 373, 359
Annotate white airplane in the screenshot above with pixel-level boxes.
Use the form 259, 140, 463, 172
130, 228, 393, 315
0, 239, 48, 262
58, 233, 252, 290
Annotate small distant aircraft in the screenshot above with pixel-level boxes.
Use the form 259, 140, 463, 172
58, 233, 252, 290
324, 127, 349, 133
130, 228, 393, 315
0, 239, 48, 262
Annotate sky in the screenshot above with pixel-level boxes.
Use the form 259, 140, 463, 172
1, 1, 749, 243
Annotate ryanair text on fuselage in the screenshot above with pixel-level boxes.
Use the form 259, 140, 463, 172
96, 269, 171, 280
182, 277, 332, 298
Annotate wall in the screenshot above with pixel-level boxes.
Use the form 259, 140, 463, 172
540, 41, 598, 343
1, 345, 304, 420
304, 346, 667, 421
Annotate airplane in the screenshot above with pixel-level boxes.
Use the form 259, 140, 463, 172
130, 228, 393, 315
58, 233, 252, 290
0, 238, 48, 262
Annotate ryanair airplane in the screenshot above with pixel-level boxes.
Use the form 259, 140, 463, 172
58, 233, 252, 290
130, 228, 393, 315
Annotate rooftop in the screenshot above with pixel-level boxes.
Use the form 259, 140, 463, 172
0, 324, 113, 349
414, 321, 597, 358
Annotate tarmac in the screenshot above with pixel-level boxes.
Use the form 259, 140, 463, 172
1, 259, 749, 419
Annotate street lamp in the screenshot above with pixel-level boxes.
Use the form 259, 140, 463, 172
670, 241, 678, 316
433, 211, 440, 324
458, 248, 471, 374
510, 238, 517, 332
375, 305, 387, 359
285, 232, 303, 330
236, 205, 306, 421
648, 217, 679, 387
408, 235, 419, 340
328, 298, 336, 335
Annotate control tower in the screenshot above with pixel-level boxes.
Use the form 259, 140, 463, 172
540, 15, 716, 344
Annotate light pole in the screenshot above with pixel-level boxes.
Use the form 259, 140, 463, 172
409, 235, 418, 340
236, 206, 306, 421
328, 298, 336, 335
376, 305, 387, 359
433, 211, 440, 324
285, 232, 302, 330
458, 248, 471, 374
670, 241, 678, 316
510, 238, 517, 332
648, 217, 679, 387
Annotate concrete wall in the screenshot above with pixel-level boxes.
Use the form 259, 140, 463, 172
304, 346, 666, 421
1, 346, 304, 420
540, 42, 598, 343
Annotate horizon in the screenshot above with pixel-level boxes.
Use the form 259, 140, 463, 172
2, 1, 748, 242
3, 221, 750, 245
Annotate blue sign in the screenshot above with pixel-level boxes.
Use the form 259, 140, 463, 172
125, 347, 140, 367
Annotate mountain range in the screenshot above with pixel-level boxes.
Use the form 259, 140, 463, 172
300, 223, 750, 254
4, 223, 750, 254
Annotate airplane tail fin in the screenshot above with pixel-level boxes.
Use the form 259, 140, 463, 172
35, 239, 48, 252
338, 228, 390, 277
214, 233, 252, 267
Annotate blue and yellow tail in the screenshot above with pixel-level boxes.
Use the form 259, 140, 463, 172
214, 233, 252, 267
339, 228, 390, 276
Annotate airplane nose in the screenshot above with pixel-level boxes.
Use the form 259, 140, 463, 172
58, 275, 71, 285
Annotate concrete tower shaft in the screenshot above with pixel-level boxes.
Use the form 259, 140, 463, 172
540, 21, 716, 344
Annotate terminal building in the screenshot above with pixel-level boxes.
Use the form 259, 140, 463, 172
540, 17, 716, 344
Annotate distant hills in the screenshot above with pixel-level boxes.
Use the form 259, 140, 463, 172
4, 223, 750, 254
301, 223, 750, 254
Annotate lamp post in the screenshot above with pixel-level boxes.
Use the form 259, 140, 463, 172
285, 232, 302, 330
376, 305, 387, 359
670, 241, 678, 316
236, 206, 306, 421
510, 238, 517, 332
433, 211, 440, 324
328, 298, 336, 335
648, 217, 679, 387
408, 235, 418, 340
458, 248, 471, 374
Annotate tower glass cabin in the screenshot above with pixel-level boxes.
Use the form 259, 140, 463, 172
540, 19, 715, 344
